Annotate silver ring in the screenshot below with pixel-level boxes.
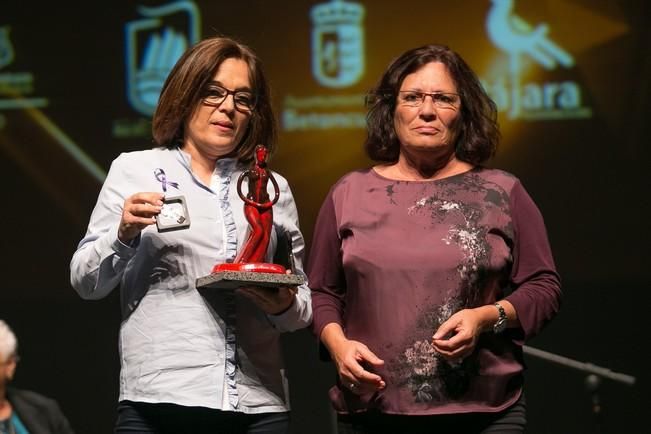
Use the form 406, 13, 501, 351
349, 382, 356, 390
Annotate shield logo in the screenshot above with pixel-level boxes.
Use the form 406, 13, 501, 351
311, 0, 365, 88
125, 1, 200, 116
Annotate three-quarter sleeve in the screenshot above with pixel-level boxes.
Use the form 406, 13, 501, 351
505, 180, 562, 341
308, 188, 347, 340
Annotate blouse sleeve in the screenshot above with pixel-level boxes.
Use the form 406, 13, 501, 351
308, 187, 347, 340
266, 176, 313, 332
69, 154, 138, 300
505, 180, 562, 341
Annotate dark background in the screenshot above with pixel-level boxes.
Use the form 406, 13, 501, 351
1, 1, 649, 433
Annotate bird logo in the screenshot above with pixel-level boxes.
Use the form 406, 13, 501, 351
487, 0, 573, 69
486, 0, 577, 119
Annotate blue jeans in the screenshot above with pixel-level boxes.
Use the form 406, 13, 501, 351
115, 401, 290, 434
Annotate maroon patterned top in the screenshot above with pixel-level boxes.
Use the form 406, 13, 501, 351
308, 167, 561, 415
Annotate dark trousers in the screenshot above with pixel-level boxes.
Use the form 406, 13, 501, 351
337, 394, 526, 434
115, 401, 290, 434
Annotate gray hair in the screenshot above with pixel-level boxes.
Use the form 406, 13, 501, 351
0, 320, 17, 362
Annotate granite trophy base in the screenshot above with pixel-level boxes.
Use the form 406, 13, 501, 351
196, 270, 305, 290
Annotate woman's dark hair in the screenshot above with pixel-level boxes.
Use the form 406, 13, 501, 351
365, 44, 499, 165
152, 36, 276, 163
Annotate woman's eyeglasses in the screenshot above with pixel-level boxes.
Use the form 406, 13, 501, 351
397, 91, 460, 110
203, 84, 256, 113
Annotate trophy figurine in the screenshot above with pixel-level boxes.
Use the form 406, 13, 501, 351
196, 145, 304, 290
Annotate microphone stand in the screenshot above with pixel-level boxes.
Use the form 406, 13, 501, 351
522, 345, 636, 434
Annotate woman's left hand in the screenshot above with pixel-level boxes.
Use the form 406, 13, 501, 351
237, 286, 297, 315
431, 308, 483, 361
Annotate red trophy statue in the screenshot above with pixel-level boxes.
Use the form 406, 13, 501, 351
197, 145, 304, 290
212, 145, 284, 274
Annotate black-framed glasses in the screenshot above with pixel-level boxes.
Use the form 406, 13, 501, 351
397, 91, 460, 110
202, 83, 256, 113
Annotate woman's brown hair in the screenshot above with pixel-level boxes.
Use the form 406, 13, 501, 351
365, 44, 499, 165
152, 36, 276, 163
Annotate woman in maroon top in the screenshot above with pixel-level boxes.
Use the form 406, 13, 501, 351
308, 44, 561, 433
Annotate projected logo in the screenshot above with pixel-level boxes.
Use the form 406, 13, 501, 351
282, 0, 366, 131
311, 0, 365, 88
0, 27, 14, 69
125, 1, 200, 117
484, 0, 591, 120
0, 26, 48, 117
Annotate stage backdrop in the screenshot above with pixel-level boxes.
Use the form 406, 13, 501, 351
1, 1, 648, 433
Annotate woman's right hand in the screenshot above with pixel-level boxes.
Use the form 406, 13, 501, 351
321, 323, 386, 395
118, 192, 164, 243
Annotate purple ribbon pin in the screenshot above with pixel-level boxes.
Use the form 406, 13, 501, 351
154, 168, 179, 192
